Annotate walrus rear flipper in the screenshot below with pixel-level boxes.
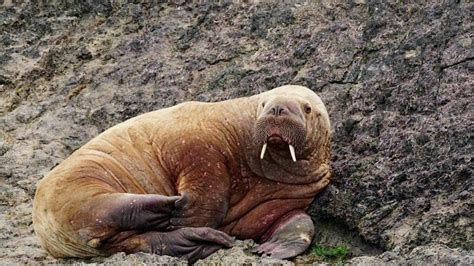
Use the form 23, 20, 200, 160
33, 190, 181, 258
77, 193, 182, 231
69, 193, 183, 250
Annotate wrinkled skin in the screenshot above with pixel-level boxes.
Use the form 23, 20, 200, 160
33, 85, 331, 263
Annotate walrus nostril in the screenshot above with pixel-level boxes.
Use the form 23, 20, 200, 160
270, 106, 285, 116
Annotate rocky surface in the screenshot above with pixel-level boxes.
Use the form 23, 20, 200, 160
0, 1, 472, 264
347, 244, 474, 265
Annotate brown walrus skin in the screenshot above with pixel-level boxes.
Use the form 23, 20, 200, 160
33, 85, 331, 262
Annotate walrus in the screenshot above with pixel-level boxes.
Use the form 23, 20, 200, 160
33, 85, 331, 263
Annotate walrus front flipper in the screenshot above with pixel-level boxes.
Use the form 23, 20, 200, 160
104, 227, 234, 263
253, 210, 314, 259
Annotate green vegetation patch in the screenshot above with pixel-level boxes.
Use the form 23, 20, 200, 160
311, 245, 349, 263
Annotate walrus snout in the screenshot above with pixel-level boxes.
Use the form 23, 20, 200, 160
254, 105, 306, 162
263, 98, 303, 119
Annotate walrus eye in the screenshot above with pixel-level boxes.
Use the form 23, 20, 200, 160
261, 102, 266, 108
304, 105, 312, 114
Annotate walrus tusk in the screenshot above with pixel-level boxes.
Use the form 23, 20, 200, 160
289, 144, 296, 162
260, 142, 267, 159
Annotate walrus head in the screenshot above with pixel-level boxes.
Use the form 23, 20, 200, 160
249, 85, 331, 183
254, 95, 307, 162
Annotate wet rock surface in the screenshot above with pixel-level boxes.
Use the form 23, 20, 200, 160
0, 1, 472, 264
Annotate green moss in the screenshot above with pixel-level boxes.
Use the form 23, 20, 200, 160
311, 245, 349, 263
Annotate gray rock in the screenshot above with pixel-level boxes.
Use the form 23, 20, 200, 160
347, 244, 474, 265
